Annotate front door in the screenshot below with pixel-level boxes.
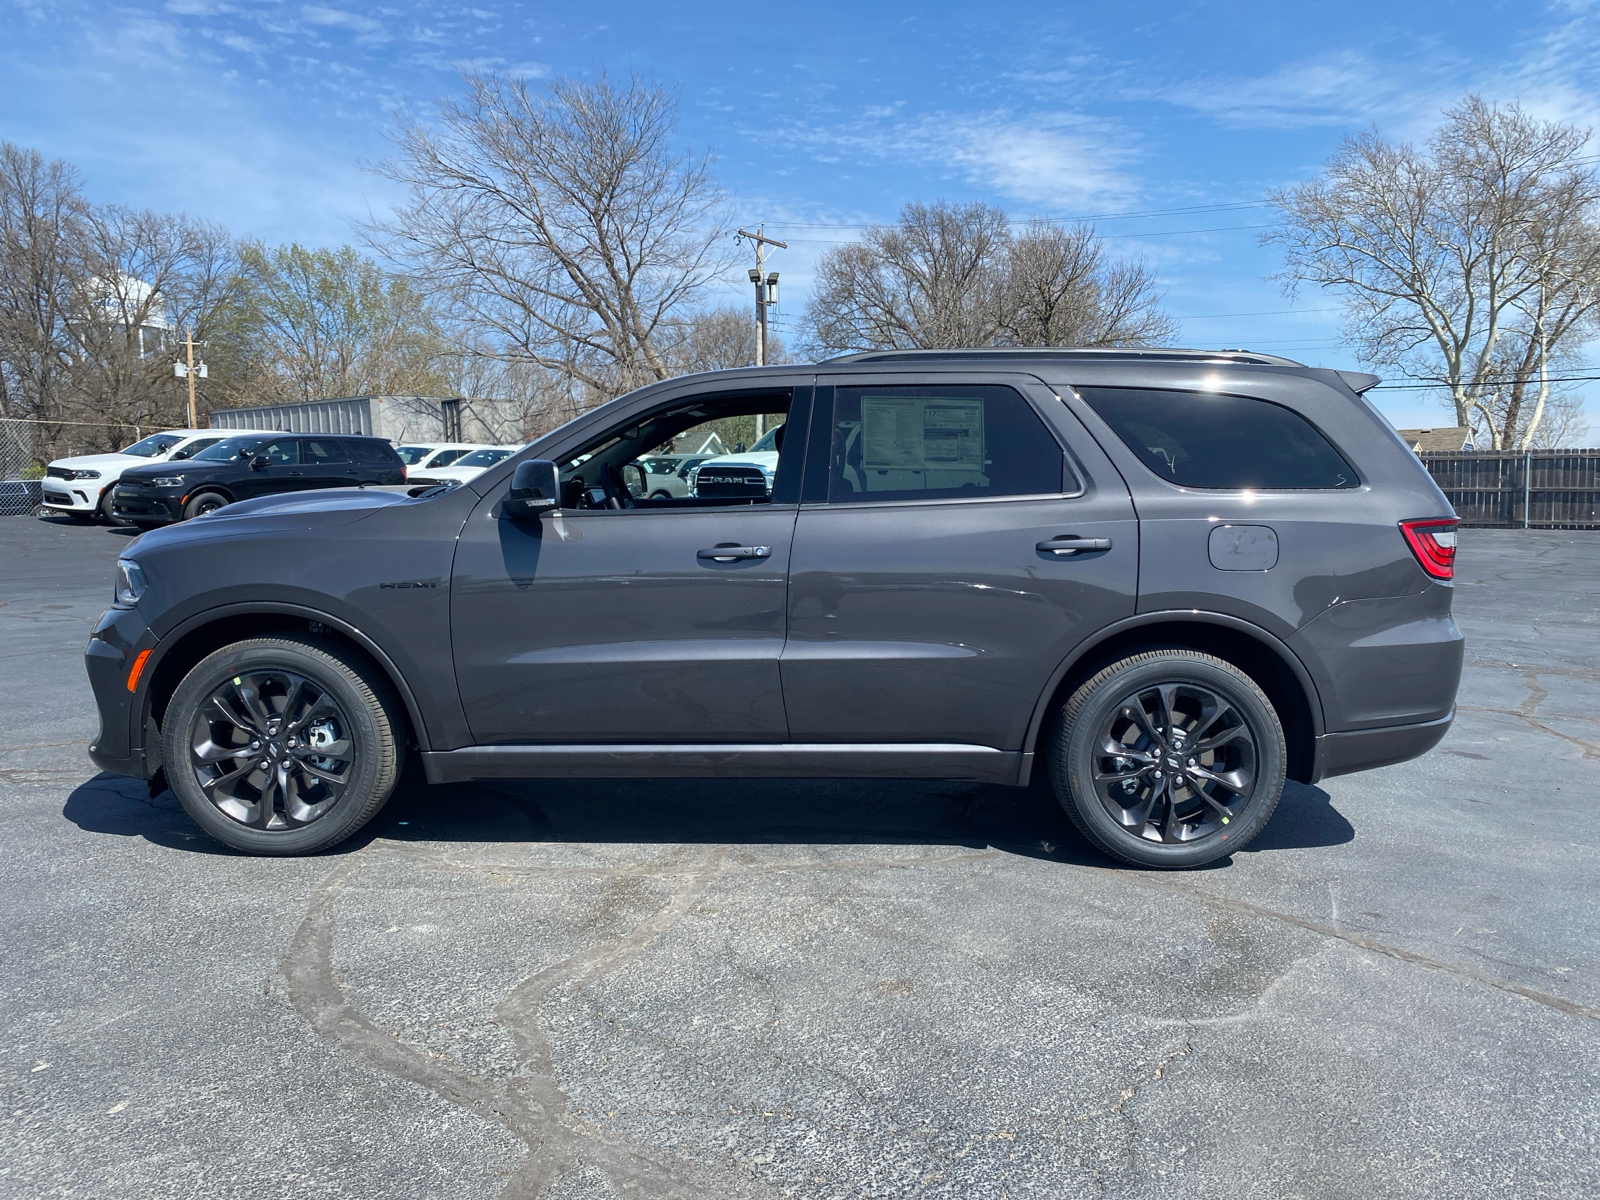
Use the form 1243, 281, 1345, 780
450, 382, 808, 745
781, 375, 1139, 751
235, 437, 302, 500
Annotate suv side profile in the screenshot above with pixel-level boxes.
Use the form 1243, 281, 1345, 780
85, 349, 1463, 867
111, 433, 407, 526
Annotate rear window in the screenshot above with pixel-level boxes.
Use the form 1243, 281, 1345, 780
347, 439, 401, 466
1079, 387, 1358, 490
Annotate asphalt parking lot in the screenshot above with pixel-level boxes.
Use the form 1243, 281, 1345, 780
2, 515, 1596, 1199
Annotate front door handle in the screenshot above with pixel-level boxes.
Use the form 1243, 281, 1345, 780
698, 544, 772, 562
1037, 535, 1112, 555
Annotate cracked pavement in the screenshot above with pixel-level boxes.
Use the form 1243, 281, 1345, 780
2, 517, 1597, 1198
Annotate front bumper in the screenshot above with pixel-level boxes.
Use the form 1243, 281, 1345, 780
85, 604, 159, 779
42, 481, 100, 512
111, 486, 183, 525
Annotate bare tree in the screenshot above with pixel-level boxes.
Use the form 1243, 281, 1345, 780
0, 142, 85, 422
1267, 96, 1600, 449
370, 72, 730, 406
662, 305, 788, 374
62, 206, 240, 437
1002, 220, 1177, 347
803, 201, 1173, 355
234, 242, 445, 403
804, 201, 1010, 353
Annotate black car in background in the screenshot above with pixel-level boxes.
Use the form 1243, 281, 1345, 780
111, 433, 407, 526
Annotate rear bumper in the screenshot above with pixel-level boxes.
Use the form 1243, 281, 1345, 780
1311, 709, 1454, 782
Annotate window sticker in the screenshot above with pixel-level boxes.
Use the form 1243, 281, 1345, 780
861, 396, 984, 472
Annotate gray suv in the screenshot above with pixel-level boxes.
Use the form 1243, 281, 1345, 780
85, 349, 1463, 867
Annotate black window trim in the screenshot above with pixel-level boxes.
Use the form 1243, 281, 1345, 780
804, 376, 1086, 508
1069, 383, 1365, 493
540, 382, 814, 515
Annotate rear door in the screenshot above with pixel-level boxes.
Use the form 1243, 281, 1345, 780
301, 439, 356, 490
781, 373, 1138, 750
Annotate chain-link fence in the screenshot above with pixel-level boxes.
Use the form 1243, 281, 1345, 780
0, 418, 147, 515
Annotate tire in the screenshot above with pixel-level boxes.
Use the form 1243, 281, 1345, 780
649, 489, 672, 500
1050, 649, 1286, 869
96, 487, 117, 523
182, 491, 228, 520
161, 635, 402, 855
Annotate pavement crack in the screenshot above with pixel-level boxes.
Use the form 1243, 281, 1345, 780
1083, 868, 1600, 1021
282, 848, 777, 1200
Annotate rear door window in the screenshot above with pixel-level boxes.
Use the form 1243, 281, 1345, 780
1078, 387, 1358, 489
304, 440, 350, 464
348, 440, 400, 465
824, 384, 1069, 503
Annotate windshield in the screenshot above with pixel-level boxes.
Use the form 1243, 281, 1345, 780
193, 435, 267, 462
120, 434, 185, 458
456, 448, 513, 468
394, 445, 435, 465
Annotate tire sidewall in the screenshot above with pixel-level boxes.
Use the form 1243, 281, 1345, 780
183, 492, 227, 520
1059, 654, 1286, 868
163, 640, 390, 855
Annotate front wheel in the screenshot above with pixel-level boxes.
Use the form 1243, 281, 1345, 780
161, 636, 402, 855
1051, 649, 1286, 869
182, 491, 228, 520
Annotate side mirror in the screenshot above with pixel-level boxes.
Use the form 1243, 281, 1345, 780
621, 462, 647, 497
170, 449, 192, 461
250, 454, 270, 470
502, 459, 559, 520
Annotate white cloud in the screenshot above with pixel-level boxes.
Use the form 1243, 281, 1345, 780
769, 106, 1137, 210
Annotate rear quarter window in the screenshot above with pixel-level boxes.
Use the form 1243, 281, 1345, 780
347, 439, 402, 466
1079, 387, 1358, 489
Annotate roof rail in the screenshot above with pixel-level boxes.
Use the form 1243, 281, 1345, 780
819, 346, 1306, 368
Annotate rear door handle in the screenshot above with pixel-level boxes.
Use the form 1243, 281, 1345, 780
698, 545, 772, 562
1037, 536, 1112, 555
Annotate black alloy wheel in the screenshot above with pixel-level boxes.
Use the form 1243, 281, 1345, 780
162, 636, 401, 854
182, 492, 227, 520
1052, 649, 1286, 868
188, 669, 354, 829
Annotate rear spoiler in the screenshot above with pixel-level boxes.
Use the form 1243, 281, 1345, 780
1336, 371, 1382, 394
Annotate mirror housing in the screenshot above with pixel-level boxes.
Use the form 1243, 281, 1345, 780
249, 454, 270, 470
170, 448, 192, 461
503, 459, 560, 519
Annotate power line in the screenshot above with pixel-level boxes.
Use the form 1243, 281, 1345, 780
1371, 375, 1600, 390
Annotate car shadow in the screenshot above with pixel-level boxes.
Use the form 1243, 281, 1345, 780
62, 768, 1353, 868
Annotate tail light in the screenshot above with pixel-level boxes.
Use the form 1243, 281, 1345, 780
400, 466, 407, 481
1399, 517, 1459, 580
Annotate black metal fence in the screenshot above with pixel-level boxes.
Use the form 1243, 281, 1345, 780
1419, 450, 1600, 529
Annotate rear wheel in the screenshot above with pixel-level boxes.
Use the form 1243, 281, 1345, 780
161, 636, 402, 855
1051, 649, 1286, 869
182, 491, 228, 520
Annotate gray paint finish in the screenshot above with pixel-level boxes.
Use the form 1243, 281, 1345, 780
87, 353, 1462, 795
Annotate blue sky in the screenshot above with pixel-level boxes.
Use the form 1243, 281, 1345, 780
5, 0, 1599, 429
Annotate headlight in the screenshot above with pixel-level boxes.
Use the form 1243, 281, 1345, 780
114, 559, 148, 606
72, 469, 101, 480
150, 475, 185, 487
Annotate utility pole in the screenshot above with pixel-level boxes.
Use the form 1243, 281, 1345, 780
174, 327, 208, 428
736, 226, 786, 367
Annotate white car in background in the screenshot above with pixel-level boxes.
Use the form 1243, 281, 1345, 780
42, 429, 231, 522
689, 425, 783, 500
406, 445, 523, 488
392, 443, 492, 475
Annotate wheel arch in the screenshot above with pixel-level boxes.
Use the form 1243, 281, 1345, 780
1023, 611, 1326, 786
141, 603, 430, 758
183, 484, 235, 506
